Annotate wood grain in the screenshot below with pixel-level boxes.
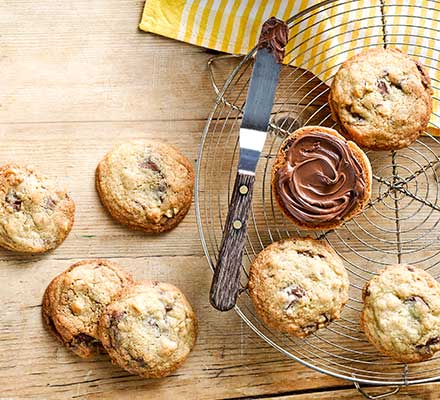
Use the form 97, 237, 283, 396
210, 172, 256, 311
1, 0, 439, 399
263, 383, 440, 399
0, 256, 353, 399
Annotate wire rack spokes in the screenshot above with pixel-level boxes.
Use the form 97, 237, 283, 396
196, 0, 440, 393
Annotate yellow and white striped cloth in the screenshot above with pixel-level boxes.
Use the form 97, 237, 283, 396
139, 0, 439, 129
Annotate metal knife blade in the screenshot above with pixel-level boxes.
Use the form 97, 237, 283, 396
239, 48, 282, 174
209, 17, 288, 311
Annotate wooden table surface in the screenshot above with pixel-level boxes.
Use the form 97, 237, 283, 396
1, 1, 439, 399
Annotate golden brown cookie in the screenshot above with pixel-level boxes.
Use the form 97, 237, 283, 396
361, 264, 440, 363
248, 237, 349, 337
42, 259, 133, 358
329, 47, 432, 150
0, 163, 75, 253
96, 140, 194, 233
272, 126, 372, 230
98, 280, 197, 378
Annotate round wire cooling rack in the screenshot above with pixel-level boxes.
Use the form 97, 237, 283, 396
196, 0, 440, 396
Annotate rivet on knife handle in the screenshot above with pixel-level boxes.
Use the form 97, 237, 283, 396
209, 17, 288, 311
209, 171, 255, 311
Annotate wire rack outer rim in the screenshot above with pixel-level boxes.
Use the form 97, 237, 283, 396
195, 84, 440, 388
195, 0, 440, 389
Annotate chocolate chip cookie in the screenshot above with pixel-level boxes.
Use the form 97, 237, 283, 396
329, 47, 432, 150
42, 259, 133, 358
361, 264, 440, 363
272, 126, 372, 231
96, 140, 194, 233
248, 237, 349, 337
0, 163, 75, 253
98, 280, 197, 378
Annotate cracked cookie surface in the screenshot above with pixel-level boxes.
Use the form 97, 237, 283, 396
329, 47, 432, 150
42, 259, 133, 358
0, 163, 75, 253
248, 237, 349, 337
98, 280, 198, 378
361, 264, 440, 363
96, 140, 194, 233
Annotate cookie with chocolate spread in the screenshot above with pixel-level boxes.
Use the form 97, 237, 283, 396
329, 47, 432, 150
42, 259, 133, 358
248, 237, 349, 337
272, 126, 372, 231
0, 163, 75, 253
96, 140, 194, 233
98, 280, 197, 378
361, 264, 440, 363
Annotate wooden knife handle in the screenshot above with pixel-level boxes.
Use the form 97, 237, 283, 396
210, 171, 256, 311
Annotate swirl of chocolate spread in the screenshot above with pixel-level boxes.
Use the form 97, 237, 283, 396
275, 132, 365, 225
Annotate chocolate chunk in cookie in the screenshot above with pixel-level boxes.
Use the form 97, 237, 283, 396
329, 47, 433, 150
361, 264, 440, 363
42, 259, 133, 358
96, 140, 194, 233
98, 280, 197, 378
0, 164, 75, 253
248, 237, 349, 337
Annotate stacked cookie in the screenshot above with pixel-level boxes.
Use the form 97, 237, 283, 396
99, 280, 197, 378
0, 139, 197, 377
38, 139, 196, 377
43, 260, 197, 378
42, 260, 133, 358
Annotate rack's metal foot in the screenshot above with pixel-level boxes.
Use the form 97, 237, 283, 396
354, 382, 401, 399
